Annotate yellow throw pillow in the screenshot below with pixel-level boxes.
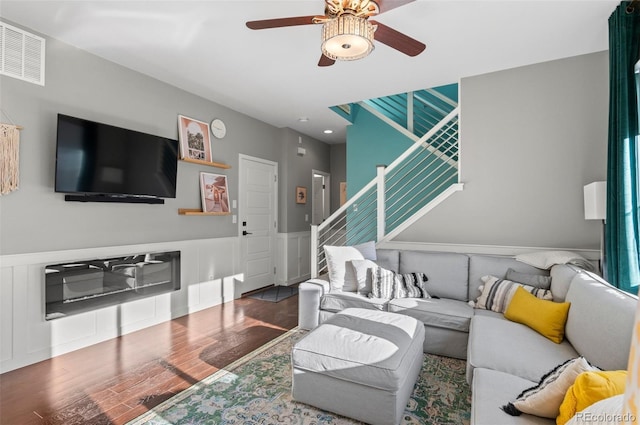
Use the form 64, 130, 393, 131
556, 371, 627, 425
504, 286, 571, 343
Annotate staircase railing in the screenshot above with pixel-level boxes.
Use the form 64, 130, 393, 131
363, 88, 457, 139
311, 107, 461, 277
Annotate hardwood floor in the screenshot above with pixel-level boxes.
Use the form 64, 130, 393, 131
0, 295, 298, 425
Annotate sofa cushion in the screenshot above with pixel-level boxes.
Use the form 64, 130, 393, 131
467, 315, 578, 383
550, 264, 580, 302
506, 268, 552, 290
353, 240, 377, 260
468, 254, 549, 303
320, 291, 388, 312
472, 308, 507, 320
504, 287, 570, 344
399, 251, 469, 301
472, 368, 551, 425
388, 298, 473, 332
564, 271, 636, 371
375, 249, 399, 272
292, 308, 424, 392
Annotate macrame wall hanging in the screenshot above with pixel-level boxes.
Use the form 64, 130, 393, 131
0, 122, 22, 195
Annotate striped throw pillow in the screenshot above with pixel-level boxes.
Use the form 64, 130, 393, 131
502, 357, 597, 418
370, 266, 397, 299
370, 267, 431, 300
395, 272, 430, 299
474, 275, 553, 313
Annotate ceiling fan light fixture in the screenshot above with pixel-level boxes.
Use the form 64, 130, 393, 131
321, 14, 374, 61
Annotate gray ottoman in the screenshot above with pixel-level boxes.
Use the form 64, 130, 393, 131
292, 308, 425, 425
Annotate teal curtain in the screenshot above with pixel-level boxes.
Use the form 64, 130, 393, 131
605, 1, 640, 294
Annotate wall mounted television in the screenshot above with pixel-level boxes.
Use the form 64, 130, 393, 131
55, 114, 178, 204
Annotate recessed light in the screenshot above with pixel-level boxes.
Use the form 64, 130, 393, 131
323, 129, 333, 134
298, 117, 309, 122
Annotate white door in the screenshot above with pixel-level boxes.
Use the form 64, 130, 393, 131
238, 155, 278, 295
312, 170, 330, 225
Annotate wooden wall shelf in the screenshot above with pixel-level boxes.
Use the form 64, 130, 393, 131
178, 208, 231, 216
180, 158, 231, 169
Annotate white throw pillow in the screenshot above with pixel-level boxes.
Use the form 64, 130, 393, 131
565, 394, 624, 425
516, 251, 594, 271
349, 259, 377, 295
324, 245, 365, 291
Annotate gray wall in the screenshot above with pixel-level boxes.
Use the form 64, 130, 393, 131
330, 143, 346, 212
395, 52, 608, 250
0, 23, 329, 255
278, 129, 331, 233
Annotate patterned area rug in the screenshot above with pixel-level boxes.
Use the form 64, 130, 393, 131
127, 328, 471, 425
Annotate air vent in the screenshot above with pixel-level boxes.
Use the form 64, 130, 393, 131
0, 21, 45, 86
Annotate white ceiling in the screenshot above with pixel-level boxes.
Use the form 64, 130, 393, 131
0, 0, 619, 144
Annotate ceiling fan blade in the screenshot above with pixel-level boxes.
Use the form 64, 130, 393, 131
318, 54, 336, 67
246, 15, 320, 30
370, 21, 425, 57
372, 0, 416, 14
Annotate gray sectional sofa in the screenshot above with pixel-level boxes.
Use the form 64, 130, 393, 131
298, 249, 638, 424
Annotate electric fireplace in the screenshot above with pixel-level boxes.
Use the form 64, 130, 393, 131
45, 250, 180, 320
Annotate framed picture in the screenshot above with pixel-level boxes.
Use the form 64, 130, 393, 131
178, 115, 212, 161
296, 186, 307, 204
200, 172, 230, 213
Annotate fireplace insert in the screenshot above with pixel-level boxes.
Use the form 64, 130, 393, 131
45, 250, 180, 320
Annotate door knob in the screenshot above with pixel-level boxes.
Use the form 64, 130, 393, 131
242, 230, 253, 236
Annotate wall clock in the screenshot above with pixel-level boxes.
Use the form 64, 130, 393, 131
210, 118, 226, 139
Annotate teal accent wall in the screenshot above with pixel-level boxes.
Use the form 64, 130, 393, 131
346, 104, 414, 197
433, 83, 459, 102
345, 83, 458, 198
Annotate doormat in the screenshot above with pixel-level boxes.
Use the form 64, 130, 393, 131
247, 285, 298, 303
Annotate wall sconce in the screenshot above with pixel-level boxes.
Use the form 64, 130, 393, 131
297, 147, 306, 157
584, 181, 607, 221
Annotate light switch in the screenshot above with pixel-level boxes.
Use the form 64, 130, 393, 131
232, 199, 237, 209
305, 214, 309, 222
232, 215, 237, 224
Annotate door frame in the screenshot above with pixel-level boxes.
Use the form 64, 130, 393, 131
237, 154, 279, 293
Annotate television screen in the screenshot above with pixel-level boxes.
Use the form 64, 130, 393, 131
55, 114, 178, 199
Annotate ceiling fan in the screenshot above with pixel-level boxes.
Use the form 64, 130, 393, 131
246, 0, 426, 67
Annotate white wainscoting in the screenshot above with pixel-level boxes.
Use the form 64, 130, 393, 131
276, 231, 311, 286
0, 237, 241, 373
